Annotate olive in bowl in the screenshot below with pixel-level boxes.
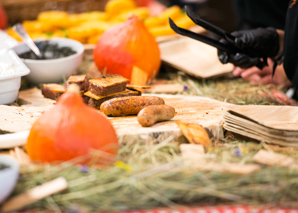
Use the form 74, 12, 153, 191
13, 38, 84, 84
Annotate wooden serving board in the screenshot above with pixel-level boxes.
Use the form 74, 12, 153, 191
0, 88, 230, 141
111, 94, 230, 140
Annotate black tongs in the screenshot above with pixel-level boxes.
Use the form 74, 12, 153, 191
169, 6, 268, 69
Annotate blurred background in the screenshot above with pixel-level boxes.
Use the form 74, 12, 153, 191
159, 0, 237, 32
0, 0, 237, 32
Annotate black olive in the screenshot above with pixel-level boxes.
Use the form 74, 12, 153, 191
18, 41, 77, 60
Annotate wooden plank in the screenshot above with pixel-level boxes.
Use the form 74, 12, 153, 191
1, 0, 75, 7
253, 150, 295, 166
0, 88, 55, 133
1, 177, 68, 212
159, 37, 234, 79
144, 84, 184, 93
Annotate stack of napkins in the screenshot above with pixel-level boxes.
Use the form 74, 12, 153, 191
223, 105, 298, 146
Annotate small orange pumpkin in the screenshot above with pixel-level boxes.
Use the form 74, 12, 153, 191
93, 16, 161, 83
26, 85, 119, 163
0, 4, 7, 30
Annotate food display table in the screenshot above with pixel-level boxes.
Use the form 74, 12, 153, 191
1, 1, 298, 210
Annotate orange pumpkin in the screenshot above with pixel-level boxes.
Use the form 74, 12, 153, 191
93, 16, 161, 83
0, 4, 7, 30
134, 0, 151, 7
26, 85, 119, 163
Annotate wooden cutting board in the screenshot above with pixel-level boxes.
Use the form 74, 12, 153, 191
111, 94, 230, 140
0, 88, 230, 140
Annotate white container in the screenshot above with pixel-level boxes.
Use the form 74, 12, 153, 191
0, 155, 20, 204
0, 50, 30, 105
0, 30, 18, 52
13, 38, 84, 84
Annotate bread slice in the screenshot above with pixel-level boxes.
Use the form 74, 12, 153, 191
41, 83, 86, 102
65, 75, 89, 92
88, 74, 129, 96
85, 88, 141, 108
41, 84, 66, 100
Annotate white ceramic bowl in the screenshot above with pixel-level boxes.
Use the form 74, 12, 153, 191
13, 38, 84, 84
0, 50, 30, 105
0, 155, 20, 204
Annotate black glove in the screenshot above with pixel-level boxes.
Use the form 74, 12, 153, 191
218, 51, 263, 68
218, 27, 280, 68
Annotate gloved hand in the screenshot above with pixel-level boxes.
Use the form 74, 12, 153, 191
218, 27, 280, 68
218, 51, 262, 68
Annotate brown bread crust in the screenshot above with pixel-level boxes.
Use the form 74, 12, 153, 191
87, 89, 141, 108
41, 84, 65, 100
65, 75, 89, 92
88, 75, 129, 96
